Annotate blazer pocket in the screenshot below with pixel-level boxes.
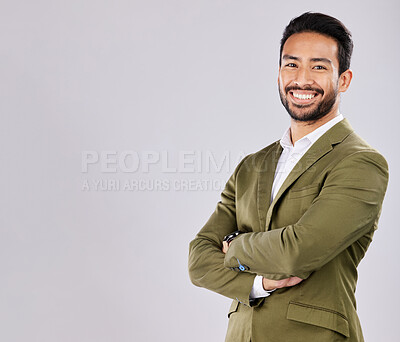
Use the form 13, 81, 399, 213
288, 185, 320, 199
287, 302, 350, 338
227, 300, 240, 318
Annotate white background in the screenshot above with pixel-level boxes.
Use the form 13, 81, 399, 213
1, 1, 399, 341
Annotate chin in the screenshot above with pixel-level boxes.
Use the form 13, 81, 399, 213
290, 108, 316, 119
288, 108, 327, 123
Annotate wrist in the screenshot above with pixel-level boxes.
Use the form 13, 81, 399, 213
250, 275, 274, 299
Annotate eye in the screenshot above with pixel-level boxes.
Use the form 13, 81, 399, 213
285, 63, 297, 68
313, 65, 327, 70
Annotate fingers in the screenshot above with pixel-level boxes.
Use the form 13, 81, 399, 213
262, 277, 287, 291
276, 277, 303, 288
262, 276, 304, 291
222, 241, 229, 254
285, 277, 303, 287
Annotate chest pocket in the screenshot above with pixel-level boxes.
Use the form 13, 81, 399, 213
271, 184, 321, 230
288, 185, 320, 199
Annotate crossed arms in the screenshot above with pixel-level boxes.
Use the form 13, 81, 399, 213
188, 150, 388, 305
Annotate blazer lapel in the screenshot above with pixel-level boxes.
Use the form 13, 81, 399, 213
261, 118, 354, 231
256, 141, 282, 231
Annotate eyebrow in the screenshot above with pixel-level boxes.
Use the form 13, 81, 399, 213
282, 55, 300, 61
310, 57, 332, 64
282, 55, 332, 65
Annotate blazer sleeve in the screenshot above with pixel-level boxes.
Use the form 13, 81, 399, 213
188, 155, 256, 306
224, 150, 389, 280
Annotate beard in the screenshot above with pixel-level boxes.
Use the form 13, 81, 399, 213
279, 83, 338, 123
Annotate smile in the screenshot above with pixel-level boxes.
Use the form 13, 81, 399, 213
288, 90, 319, 104
292, 93, 315, 100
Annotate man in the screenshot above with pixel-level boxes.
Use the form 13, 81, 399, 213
188, 12, 389, 342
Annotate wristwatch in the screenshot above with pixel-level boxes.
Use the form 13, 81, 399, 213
223, 230, 244, 244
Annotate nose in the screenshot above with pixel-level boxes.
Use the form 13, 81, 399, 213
294, 67, 313, 87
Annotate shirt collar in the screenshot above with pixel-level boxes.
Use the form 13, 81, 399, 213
280, 114, 344, 150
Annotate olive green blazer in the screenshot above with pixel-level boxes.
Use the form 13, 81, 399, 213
188, 119, 388, 342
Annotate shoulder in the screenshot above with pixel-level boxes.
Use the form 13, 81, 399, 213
234, 140, 281, 176
335, 130, 388, 171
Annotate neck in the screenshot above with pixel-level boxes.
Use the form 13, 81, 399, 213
290, 109, 340, 145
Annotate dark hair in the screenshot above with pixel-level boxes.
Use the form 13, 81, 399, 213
280, 12, 353, 75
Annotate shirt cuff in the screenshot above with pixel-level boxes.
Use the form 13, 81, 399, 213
249, 275, 275, 299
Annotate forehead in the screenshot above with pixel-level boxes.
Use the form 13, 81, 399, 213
282, 32, 339, 66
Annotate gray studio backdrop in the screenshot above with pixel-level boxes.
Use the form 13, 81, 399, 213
2, 1, 399, 341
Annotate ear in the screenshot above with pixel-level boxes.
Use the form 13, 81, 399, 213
338, 69, 353, 93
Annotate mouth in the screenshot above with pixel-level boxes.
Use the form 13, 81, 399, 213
288, 90, 320, 105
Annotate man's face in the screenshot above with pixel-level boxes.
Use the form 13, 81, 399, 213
278, 32, 344, 122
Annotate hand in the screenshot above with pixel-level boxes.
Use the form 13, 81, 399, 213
262, 276, 303, 291
222, 241, 303, 290
222, 241, 230, 254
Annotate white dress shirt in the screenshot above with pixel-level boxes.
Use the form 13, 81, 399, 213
249, 114, 344, 299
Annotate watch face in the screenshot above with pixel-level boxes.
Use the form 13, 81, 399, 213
223, 234, 231, 242
223, 231, 241, 243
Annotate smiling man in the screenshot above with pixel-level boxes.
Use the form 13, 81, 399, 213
188, 12, 389, 342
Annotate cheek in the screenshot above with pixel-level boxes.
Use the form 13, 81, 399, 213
324, 81, 338, 94
321, 74, 339, 91
278, 78, 284, 92
278, 74, 290, 90
313, 78, 333, 95
278, 74, 283, 85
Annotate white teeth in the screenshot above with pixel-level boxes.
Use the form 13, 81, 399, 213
293, 93, 315, 100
